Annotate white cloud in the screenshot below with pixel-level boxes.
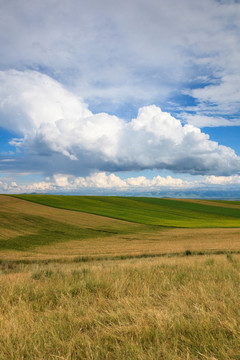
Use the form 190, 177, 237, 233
190, 75, 240, 114
0, 70, 91, 134
181, 114, 240, 128
54, 172, 189, 189
125, 175, 185, 187
204, 175, 240, 185
0, 172, 188, 193
1, 70, 240, 177
0, 180, 54, 193
184, 74, 240, 126
2, 172, 240, 194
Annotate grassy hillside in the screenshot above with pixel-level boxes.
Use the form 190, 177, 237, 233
1, 195, 240, 259
0, 195, 144, 252
14, 195, 240, 228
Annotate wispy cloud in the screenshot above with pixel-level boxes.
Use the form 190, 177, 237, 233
180, 114, 240, 128
1, 0, 240, 120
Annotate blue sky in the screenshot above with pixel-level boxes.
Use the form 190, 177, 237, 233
0, 0, 240, 196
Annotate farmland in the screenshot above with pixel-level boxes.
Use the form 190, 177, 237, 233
1, 194, 240, 359
1, 195, 240, 260
13, 194, 240, 228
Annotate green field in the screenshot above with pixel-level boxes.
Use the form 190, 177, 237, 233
14, 194, 240, 228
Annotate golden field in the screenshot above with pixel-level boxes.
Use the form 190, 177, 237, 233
0, 195, 240, 359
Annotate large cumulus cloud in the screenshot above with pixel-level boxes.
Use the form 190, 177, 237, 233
0, 70, 240, 176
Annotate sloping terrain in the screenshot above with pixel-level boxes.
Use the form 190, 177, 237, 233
14, 194, 240, 227
0, 195, 144, 253
0, 195, 240, 262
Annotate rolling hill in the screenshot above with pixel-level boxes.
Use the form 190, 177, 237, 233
13, 195, 240, 228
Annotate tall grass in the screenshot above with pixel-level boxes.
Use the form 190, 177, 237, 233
1, 255, 240, 359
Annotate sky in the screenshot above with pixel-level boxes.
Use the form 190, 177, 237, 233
0, 0, 240, 197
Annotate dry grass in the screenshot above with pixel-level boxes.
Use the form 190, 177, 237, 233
1, 255, 240, 359
5, 227, 239, 262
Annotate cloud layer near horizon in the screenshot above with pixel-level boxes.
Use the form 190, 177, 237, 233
1, 70, 240, 177
2, 171, 240, 194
